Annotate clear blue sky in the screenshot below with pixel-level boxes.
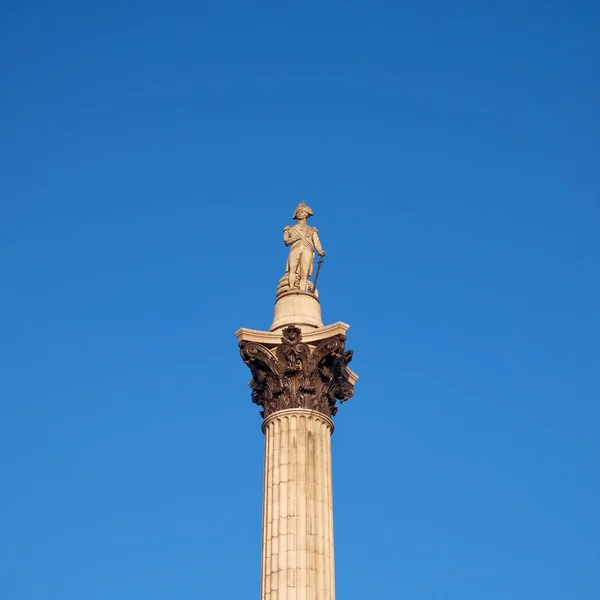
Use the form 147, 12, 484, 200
1, 1, 599, 598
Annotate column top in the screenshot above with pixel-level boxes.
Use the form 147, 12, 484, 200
235, 321, 351, 347
238, 324, 358, 420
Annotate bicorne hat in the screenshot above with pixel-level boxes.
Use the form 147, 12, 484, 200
292, 201, 314, 219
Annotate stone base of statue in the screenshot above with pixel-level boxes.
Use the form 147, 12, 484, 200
270, 290, 323, 332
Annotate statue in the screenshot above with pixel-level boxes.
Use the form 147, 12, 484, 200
279, 201, 325, 295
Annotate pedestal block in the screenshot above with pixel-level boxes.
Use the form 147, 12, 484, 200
270, 291, 323, 332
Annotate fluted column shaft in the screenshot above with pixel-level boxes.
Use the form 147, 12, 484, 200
261, 409, 335, 600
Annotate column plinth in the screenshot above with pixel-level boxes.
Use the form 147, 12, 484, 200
270, 291, 324, 332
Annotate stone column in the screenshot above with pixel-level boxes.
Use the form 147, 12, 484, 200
237, 324, 357, 600
261, 409, 335, 600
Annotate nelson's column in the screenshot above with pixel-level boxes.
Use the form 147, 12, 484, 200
236, 202, 358, 600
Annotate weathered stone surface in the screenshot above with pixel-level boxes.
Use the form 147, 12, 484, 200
261, 409, 336, 600
270, 290, 324, 332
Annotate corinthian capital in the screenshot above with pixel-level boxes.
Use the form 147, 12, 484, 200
239, 326, 355, 419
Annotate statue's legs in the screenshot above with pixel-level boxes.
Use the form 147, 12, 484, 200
288, 246, 303, 290
298, 249, 313, 292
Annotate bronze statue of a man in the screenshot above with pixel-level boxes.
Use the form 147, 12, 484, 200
284, 201, 325, 292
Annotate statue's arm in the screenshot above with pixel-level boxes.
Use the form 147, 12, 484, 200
283, 226, 296, 247
312, 228, 325, 256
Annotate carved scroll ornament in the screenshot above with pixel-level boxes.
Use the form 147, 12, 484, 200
239, 326, 355, 419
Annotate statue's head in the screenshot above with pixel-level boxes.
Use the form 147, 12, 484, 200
293, 201, 314, 220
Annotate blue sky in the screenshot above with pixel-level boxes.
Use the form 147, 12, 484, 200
1, 1, 599, 598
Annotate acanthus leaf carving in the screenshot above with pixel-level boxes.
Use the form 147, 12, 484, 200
239, 325, 355, 419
